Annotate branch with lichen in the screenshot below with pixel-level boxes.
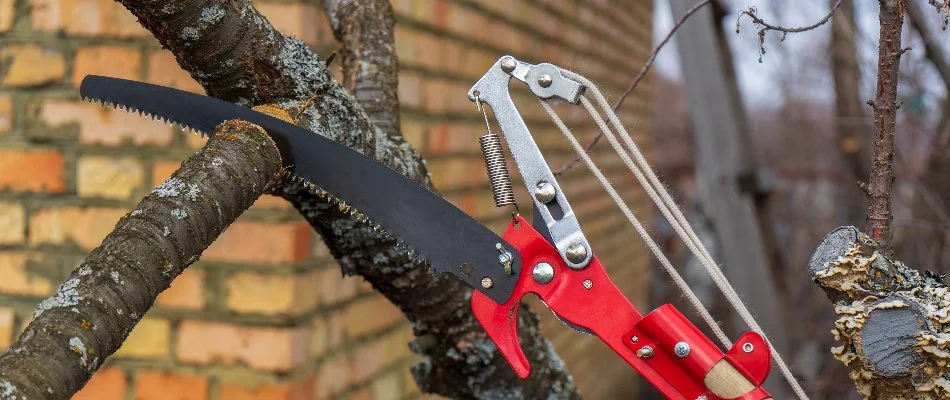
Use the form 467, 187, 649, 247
0, 120, 282, 399
736, 0, 843, 62
114, 0, 579, 398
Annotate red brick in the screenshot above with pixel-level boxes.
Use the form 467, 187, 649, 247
73, 46, 141, 87
0, 307, 13, 349
146, 52, 203, 93
37, 100, 173, 146
256, 2, 321, 44
0, 149, 65, 193
155, 267, 204, 309
73, 368, 127, 400
29, 207, 126, 251
317, 267, 358, 306
0, 252, 53, 296
135, 370, 208, 400
425, 123, 480, 153
218, 378, 315, 400
29, 0, 149, 38
176, 321, 307, 372
0, 45, 66, 87
0, 96, 12, 135
204, 220, 312, 265
352, 339, 384, 383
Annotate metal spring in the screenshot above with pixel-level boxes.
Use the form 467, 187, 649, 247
479, 133, 517, 207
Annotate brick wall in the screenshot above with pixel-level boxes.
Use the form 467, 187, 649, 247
0, 0, 653, 399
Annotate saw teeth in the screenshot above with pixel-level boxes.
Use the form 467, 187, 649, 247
82, 95, 212, 138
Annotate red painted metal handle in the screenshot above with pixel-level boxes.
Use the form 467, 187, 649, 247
471, 216, 772, 400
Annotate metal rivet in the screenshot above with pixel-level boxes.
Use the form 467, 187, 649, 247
743, 342, 754, 353
566, 242, 588, 264
534, 181, 556, 203
500, 57, 517, 73
696, 396, 709, 400
532, 263, 554, 284
630, 336, 639, 343
674, 342, 691, 358
480, 276, 494, 289
582, 279, 593, 290
636, 346, 654, 358
537, 74, 553, 88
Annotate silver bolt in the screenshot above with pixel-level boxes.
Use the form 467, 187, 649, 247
696, 397, 709, 400
480, 276, 494, 289
496, 243, 513, 275
582, 279, 593, 290
537, 74, 553, 88
674, 342, 691, 358
743, 342, 754, 353
630, 336, 639, 343
534, 181, 556, 203
532, 263, 555, 284
566, 242, 588, 264
500, 57, 517, 73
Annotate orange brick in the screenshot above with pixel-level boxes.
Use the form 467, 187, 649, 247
225, 271, 319, 315
0, 149, 65, 193
0, 307, 13, 349
0, 0, 13, 31
156, 268, 204, 309
29, 207, 126, 251
176, 321, 307, 372
397, 72, 423, 109
146, 51, 203, 93
371, 370, 402, 400
352, 339, 384, 383
218, 378, 318, 400
425, 123, 480, 153
343, 296, 403, 338
0, 44, 66, 87
315, 354, 351, 398
256, 2, 320, 44
317, 267, 358, 306
38, 100, 173, 146
115, 318, 170, 359
135, 370, 208, 400
204, 220, 312, 265
29, 0, 149, 38
0, 252, 53, 296
73, 46, 141, 87
73, 367, 127, 400
0, 202, 25, 244
77, 156, 145, 200
0, 96, 12, 135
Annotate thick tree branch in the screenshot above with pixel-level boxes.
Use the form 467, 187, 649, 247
866, 0, 906, 253
0, 120, 282, 399
117, 0, 578, 398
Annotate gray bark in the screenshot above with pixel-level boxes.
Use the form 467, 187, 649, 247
0, 121, 282, 398
668, 0, 791, 396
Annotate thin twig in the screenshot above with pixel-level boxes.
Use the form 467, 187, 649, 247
736, 0, 844, 62
553, 0, 711, 176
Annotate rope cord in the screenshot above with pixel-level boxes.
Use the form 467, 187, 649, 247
551, 70, 809, 399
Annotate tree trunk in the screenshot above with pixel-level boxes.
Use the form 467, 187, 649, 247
0, 0, 580, 398
0, 120, 282, 398
668, 0, 791, 397
830, 0, 871, 224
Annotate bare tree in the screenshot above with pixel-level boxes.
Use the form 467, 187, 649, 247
0, 1, 578, 399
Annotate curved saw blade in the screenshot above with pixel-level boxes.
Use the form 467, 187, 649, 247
79, 75, 521, 304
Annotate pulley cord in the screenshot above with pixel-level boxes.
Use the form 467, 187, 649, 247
544, 70, 809, 399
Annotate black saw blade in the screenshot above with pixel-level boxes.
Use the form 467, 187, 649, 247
79, 75, 521, 304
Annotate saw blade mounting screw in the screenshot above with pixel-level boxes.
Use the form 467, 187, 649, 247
480, 276, 494, 289
537, 74, 553, 88
532, 262, 554, 284
534, 181, 556, 203
673, 342, 691, 358
636, 346, 654, 359
495, 243, 513, 274
500, 57, 517, 73
566, 242, 588, 264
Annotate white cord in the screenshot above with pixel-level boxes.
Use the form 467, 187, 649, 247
549, 70, 810, 399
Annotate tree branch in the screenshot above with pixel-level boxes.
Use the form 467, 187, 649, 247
866, 0, 906, 253
0, 120, 282, 399
736, 0, 843, 62
116, 0, 578, 398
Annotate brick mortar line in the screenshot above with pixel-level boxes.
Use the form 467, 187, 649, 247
518, 0, 646, 54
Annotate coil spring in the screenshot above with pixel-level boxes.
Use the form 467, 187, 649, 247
479, 133, 517, 207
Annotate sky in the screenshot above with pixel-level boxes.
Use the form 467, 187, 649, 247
652, 0, 950, 110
